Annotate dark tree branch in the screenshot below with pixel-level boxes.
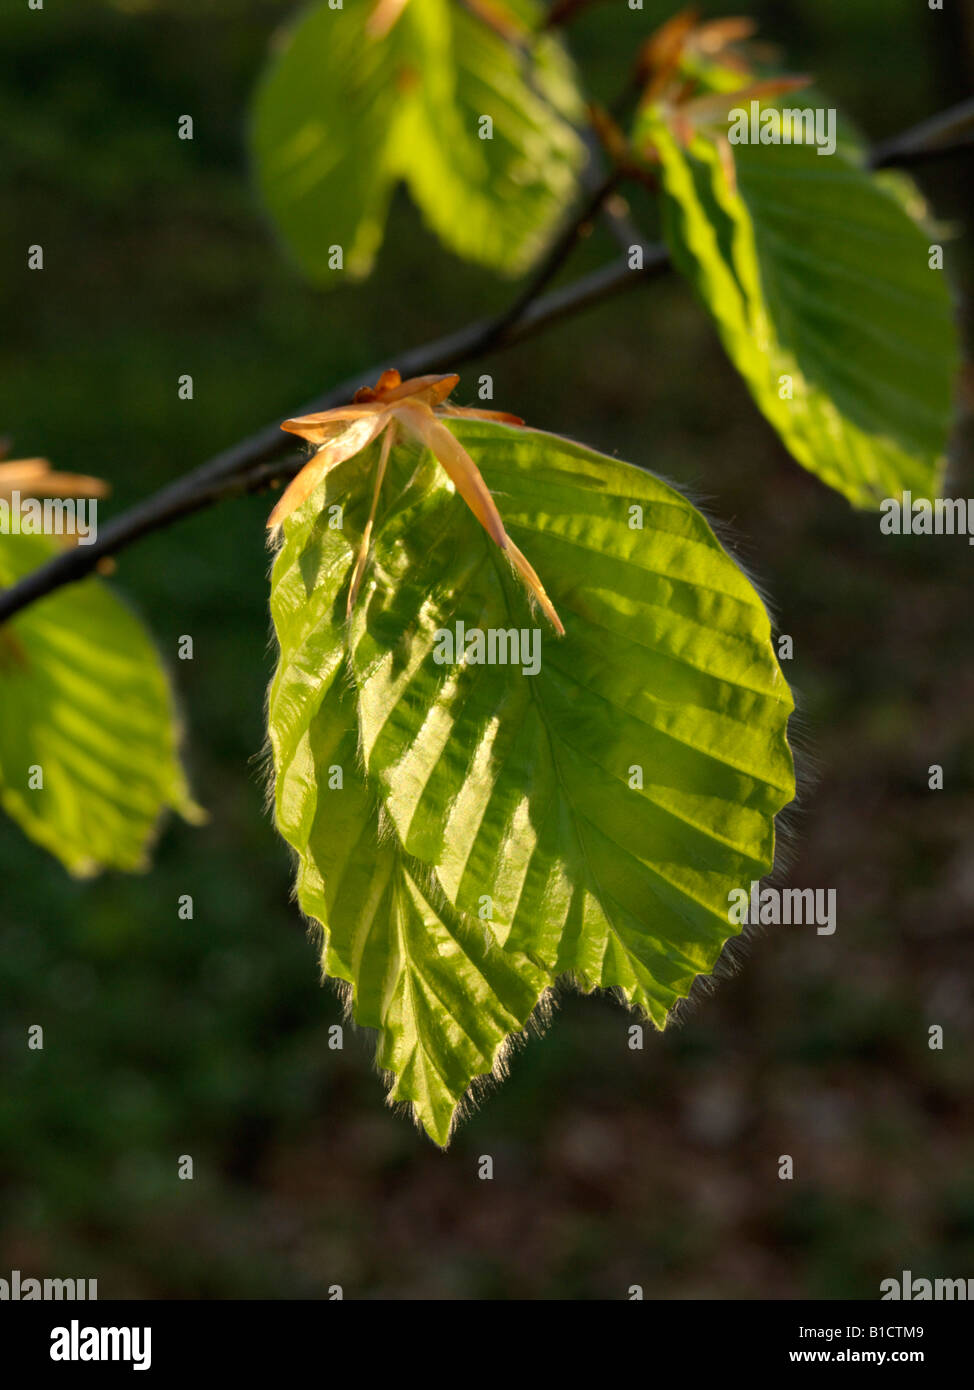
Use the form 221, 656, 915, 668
0, 103, 966, 626
0, 248, 667, 623
870, 96, 974, 170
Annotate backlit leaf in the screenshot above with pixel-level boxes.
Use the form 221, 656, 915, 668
0, 534, 201, 876
347, 420, 796, 1026
643, 119, 958, 507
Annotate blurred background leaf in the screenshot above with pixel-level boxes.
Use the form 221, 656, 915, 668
251, 0, 586, 282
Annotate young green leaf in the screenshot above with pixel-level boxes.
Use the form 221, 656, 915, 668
342, 420, 795, 1028
0, 533, 202, 876
251, 0, 585, 283
642, 120, 958, 508
267, 410, 794, 1136
267, 461, 550, 1145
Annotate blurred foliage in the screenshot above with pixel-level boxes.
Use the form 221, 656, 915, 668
1, 0, 972, 1297
252, 0, 585, 281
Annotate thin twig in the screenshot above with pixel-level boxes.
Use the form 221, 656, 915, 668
870, 96, 974, 170
543, 0, 613, 31
490, 169, 620, 336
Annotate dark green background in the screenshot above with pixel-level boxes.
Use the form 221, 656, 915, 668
1, 0, 972, 1298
